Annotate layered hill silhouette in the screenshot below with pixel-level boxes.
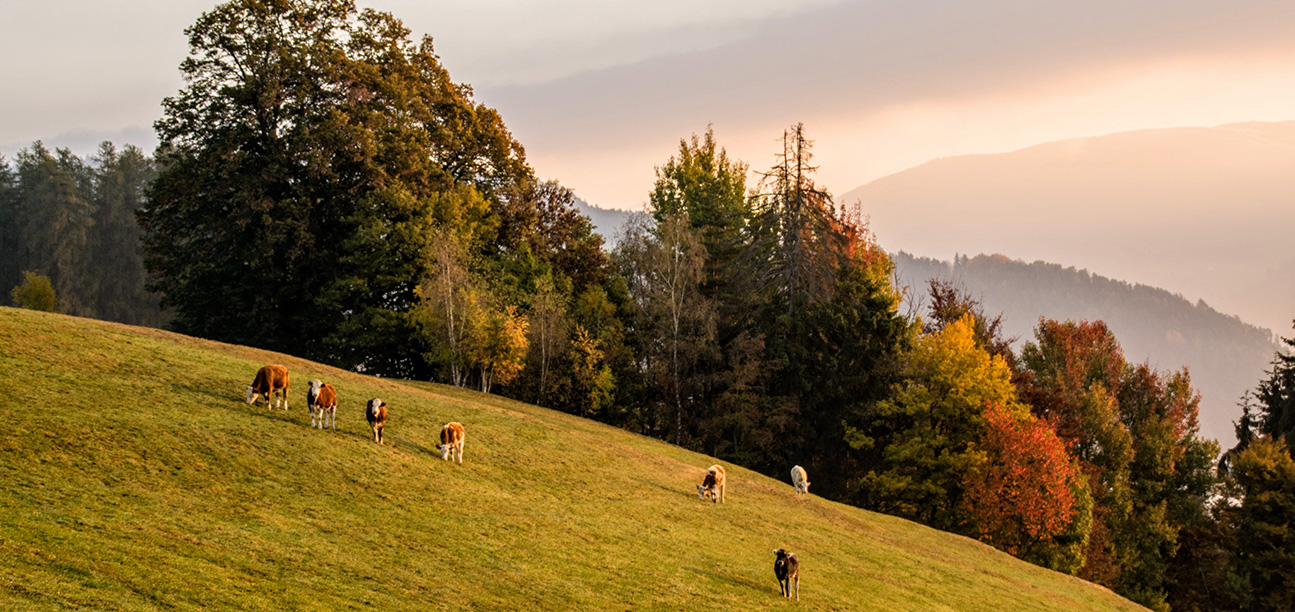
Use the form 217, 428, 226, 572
893, 252, 1278, 446
0, 306, 1145, 611
840, 121, 1295, 337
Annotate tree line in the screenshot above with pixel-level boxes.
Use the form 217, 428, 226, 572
5, 2, 1292, 610
0, 142, 162, 325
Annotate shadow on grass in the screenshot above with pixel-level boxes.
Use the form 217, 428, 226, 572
389, 435, 440, 458
684, 566, 766, 594
630, 476, 694, 500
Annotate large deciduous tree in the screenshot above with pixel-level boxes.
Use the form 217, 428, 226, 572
852, 315, 1014, 528
1019, 319, 1133, 587
140, 0, 531, 375
962, 401, 1088, 571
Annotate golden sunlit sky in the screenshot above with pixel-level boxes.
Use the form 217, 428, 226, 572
3, 0, 1294, 208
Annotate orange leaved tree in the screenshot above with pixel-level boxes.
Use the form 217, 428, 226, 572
962, 401, 1089, 571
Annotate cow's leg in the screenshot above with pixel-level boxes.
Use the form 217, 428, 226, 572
794, 576, 799, 601
329, 407, 336, 430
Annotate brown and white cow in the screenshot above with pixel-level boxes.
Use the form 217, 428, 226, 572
773, 549, 800, 601
366, 398, 387, 445
791, 465, 810, 496
696, 464, 726, 503
436, 422, 465, 464
246, 365, 290, 410
306, 380, 337, 430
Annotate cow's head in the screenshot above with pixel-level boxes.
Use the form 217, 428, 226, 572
437, 443, 451, 460
245, 386, 257, 404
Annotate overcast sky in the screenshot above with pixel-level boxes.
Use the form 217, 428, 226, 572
3, 0, 1295, 209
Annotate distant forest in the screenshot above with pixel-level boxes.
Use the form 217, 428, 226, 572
893, 252, 1279, 444
0, 142, 163, 326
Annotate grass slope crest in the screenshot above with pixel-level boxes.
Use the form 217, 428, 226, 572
0, 307, 1146, 611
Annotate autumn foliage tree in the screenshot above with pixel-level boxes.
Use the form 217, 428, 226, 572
853, 315, 1011, 528
465, 304, 529, 394
963, 402, 1088, 570
568, 325, 615, 417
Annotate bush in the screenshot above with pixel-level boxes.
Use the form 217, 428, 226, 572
11, 271, 57, 312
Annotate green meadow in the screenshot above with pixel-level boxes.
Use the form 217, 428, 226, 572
0, 307, 1145, 611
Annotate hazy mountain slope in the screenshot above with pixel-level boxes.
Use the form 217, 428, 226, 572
0, 307, 1145, 611
893, 252, 1278, 445
574, 197, 633, 244
843, 121, 1295, 335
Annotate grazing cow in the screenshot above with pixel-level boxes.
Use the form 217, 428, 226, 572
366, 398, 387, 445
436, 422, 466, 464
791, 465, 810, 496
246, 365, 290, 410
696, 465, 726, 503
773, 549, 800, 601
306, 380, 338, 430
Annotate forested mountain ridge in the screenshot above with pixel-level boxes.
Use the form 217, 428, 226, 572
573, 197, 631, 243
893, 252, 1278, 446
840, 121, 1295, 336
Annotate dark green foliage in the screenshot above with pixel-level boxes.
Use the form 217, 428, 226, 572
1245, 327, 1295, 454
615, 213, 717, 445
1229, 437, 1295, 612
10, 271, 58, 312
141, 0, 532, 376
0, 156, 17, 289
649, 125, 748, 300
0, 142, 161, 325
743, 124, 847, 321
89, 143, 162, 325
9, 143, 93, 315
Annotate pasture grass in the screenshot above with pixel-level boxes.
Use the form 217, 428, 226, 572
0, 307, 1146, 611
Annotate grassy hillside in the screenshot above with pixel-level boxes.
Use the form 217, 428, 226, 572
0, 307, 1145, 611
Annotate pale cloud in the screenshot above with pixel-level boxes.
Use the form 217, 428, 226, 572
472, 0, 1295, 208
373, 0, 851, 86
3, 0, 1294, 212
